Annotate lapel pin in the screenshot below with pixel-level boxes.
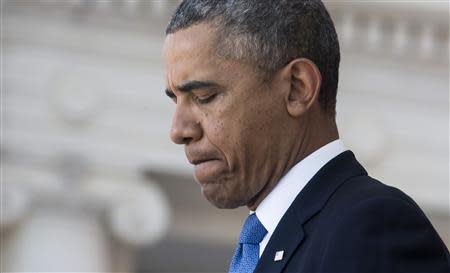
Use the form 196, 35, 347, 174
274, 250, 284, 262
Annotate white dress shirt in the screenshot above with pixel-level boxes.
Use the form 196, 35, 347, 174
254, 139, 347, 257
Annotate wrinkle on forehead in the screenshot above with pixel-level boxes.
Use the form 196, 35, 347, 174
163, 23, 232, 92
162, 22, 266, 96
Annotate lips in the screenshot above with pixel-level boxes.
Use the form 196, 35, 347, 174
189, 158, 216, 165
186, 151, 224, 183
186, 149, 219, 165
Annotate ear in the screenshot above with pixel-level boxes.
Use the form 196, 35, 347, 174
283, 58, 322, 117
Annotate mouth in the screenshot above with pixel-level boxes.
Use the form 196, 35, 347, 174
188, 158, 224, 183
190, 158, 217, 165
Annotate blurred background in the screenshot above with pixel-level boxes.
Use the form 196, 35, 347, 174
1, 0, 448, 272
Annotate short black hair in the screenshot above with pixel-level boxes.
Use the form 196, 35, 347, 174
166, 0, 340, 116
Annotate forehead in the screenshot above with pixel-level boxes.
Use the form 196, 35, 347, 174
164, 23, 217, 59
163, 24, 221, 82
162, 23, 266, 92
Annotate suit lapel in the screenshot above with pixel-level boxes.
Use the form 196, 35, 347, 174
254, 151, 367, 273
254, 207, 305, 273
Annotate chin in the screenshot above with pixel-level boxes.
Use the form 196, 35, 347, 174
201, 183, 246, 209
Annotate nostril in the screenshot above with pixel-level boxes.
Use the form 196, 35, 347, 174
182, 136, 193, 145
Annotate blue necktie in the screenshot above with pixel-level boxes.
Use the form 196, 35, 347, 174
229, 213, 268, 273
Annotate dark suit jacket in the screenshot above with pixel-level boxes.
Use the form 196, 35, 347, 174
254, 151, 450, 273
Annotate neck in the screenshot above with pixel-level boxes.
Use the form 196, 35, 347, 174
247, 111, 339, 211
294, 115, 339, 165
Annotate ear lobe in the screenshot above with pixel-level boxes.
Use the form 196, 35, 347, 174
285, 58, 322, 117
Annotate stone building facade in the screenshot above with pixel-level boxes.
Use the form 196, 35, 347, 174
2, 1, 448, 272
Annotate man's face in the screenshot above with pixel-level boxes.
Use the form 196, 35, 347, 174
163, 23, 291, 209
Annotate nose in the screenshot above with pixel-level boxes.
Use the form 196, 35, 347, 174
170, 104, 202, 145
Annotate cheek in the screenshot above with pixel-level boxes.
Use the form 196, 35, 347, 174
200, 93, 283, 167
201, 110, 225, 139
201, 110, 230, 150
200, 108, 243, 166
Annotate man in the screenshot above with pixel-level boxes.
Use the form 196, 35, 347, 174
162, 0, 450, 272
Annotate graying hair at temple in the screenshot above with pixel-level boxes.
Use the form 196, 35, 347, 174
166, 0, 340, 116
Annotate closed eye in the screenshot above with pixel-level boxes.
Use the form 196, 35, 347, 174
165, 89, 177, 103
195, 93, 217, 104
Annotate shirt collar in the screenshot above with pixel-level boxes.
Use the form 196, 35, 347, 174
255, 139, 347, 234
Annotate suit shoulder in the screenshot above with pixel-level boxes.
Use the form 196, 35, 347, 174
328, 174, 421, 212
317, 176, 450, 273
318, 174, 435, 230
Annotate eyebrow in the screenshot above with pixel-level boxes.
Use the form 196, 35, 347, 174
165, 80, 221, 98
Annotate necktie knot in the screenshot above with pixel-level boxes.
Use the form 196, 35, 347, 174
229, 213, 267, 273
238, 213, 267, 244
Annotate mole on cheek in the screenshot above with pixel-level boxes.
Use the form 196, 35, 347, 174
212, 121, 224, 134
